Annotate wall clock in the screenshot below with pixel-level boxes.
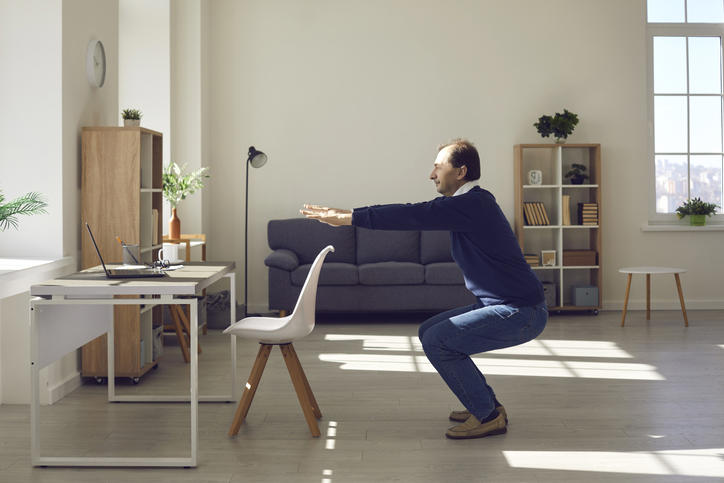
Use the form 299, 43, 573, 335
86, 39, 106, 88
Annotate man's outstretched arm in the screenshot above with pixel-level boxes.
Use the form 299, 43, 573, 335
300, 204, 352, 226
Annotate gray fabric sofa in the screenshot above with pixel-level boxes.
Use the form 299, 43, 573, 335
265, 218, 476, 313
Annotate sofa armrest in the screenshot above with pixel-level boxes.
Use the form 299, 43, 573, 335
264, 249, 300, 271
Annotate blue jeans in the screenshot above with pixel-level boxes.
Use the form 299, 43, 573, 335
418, 301, 548, 421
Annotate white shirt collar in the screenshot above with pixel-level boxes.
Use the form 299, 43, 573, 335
453, 181, 479, 197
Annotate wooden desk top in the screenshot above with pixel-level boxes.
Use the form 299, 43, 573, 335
30, 261, 235, 297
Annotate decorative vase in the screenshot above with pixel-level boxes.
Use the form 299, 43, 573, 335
169, 208, 180, 239
123, 119, 140, 127
570, 176, 585, 185
689, 214, 706, 226
555, 138, 566, 144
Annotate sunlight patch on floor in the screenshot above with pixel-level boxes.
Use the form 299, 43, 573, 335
503, 448, 724, 477
318, 353, 664, 380
324, 335, 633, 358
324, 334, 423, 352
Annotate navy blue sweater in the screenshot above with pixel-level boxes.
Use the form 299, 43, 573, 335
352, 186, 544, 308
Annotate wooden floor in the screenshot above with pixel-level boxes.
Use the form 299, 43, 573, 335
2, 309, 724, 482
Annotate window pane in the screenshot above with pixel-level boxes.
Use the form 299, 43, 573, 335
655, 96, 688, 152
656, 155, 688, 212
687, 0, 724, 22
689, 96, 722, 152
654, 37, 687, 93
690, 155, 723, 207
648, 0, 686, 22
689, 37, 722, 94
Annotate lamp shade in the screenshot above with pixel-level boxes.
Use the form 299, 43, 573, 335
247, 146, 267, 168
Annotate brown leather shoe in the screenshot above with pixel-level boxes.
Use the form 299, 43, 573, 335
449, 405, 507, 424
445, 412, 507, 439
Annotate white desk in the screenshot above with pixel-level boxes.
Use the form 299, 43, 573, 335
29, 262, 237, 467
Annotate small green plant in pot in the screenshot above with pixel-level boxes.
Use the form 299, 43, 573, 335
0, 190, 48, 231
121, 108, 142, 127
675, 197, 718, 226
564, 163, 589, 185
534, 109, 579, 144
162, 162, 210, 239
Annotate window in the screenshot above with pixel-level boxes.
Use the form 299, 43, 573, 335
648, 0, 724, 219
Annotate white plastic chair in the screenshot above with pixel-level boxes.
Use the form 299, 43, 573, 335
224, 245, 334, 437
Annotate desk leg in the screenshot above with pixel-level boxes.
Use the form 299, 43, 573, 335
228, 273, 238, 401
190, 298, 198, 466
30, 302, 40, 465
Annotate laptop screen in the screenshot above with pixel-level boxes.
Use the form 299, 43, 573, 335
85, 222, 111, 276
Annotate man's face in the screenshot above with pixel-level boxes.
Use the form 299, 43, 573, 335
430, 146, 466, 196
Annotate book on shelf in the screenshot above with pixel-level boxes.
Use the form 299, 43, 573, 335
577, 202, 598, 225
562, 195, 571, 225
524, 253, 539, 267
523, 201, 550, 226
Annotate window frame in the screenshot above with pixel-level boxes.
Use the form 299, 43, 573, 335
647, 14, 724, 224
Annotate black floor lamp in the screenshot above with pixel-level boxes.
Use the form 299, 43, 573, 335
244, 146, 268, 317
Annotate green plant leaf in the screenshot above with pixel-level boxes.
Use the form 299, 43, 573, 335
0, 190, 48, 231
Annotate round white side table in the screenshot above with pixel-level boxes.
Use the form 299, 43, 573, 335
618, 267, 688, 327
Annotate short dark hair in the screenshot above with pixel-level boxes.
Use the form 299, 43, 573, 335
438, 139, 480, 181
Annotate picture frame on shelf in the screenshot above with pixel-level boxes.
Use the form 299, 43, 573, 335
541, 250, 556, 267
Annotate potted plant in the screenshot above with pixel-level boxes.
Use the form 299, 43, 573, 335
534, 109, 579, 144
0, 190, 47, 231
675, 197, 718, 226
564, 163, 589, 185
162, 162, 210, 239
121, 108, 142, 127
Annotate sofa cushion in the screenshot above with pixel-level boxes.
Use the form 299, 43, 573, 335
268, 218, 355, 264
291, 262, 358, 287
356, 227, 419, 264
264, 249, 300, 271
420, 230, 452, 264
425, 262, 465, 285
358, 262, 424, 286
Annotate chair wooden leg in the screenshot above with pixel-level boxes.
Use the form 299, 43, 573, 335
674, 273, 689, 327
287, 343, 322, 419
228, 343, 273, 436
173, 304, 202, 355
279, 310, 287, 317
168, 305, 190, 363
280, 344, 321, 437
621, 274, 632, 327
646, 274, 651, 320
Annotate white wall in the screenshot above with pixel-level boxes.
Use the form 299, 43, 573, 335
63, 0, 119, 260
170, 0, 208, 234
208, 0, 723, 312
119, 0, 173, 231
0, 0, 118, 404
0, 0, 63, 259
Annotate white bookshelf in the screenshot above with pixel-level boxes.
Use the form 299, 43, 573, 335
514, 144, 602, 313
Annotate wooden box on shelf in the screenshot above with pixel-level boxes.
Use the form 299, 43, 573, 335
563, 250, 597, 266
513, 143, 602, 313
80, 126, 164, 382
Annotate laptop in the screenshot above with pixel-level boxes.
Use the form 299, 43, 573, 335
85, 223, 166, 278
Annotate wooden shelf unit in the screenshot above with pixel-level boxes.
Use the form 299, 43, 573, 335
514, 144, 602, 313
80, 126, 164, 381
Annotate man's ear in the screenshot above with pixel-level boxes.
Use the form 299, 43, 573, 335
457, 165, 467, 180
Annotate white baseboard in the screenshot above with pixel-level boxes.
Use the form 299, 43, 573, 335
602, 299, 724, 311
45, 371, 82, 406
